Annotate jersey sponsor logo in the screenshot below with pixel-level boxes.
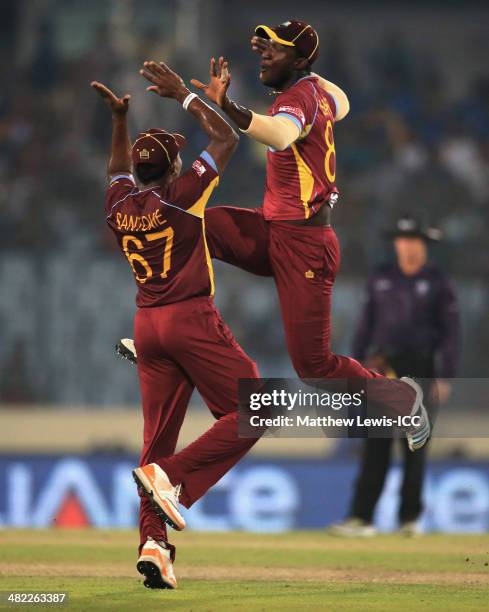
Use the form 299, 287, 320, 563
277, 105, 306, 125
192, 159, 207, 177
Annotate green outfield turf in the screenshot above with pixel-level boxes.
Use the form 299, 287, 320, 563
0, 530, 488, 611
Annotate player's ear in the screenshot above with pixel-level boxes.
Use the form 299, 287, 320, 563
294, 57, 309, 72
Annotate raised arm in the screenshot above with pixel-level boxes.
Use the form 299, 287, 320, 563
90, 81, 131, 178
190, 57, 253, 131
204, 37, 269, 130
140, 60, 238, 174
190, 54, 300, 151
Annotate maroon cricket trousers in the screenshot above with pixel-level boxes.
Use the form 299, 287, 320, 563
205, 205, 416, 411
135, 206, 417, 555
135, 296, 259, 554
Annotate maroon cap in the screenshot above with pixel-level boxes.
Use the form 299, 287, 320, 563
255, 20, 319, 63
131, 129, 186, 173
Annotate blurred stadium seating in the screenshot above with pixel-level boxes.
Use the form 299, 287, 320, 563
0, 0, 488, 532
1, 0, 489, 406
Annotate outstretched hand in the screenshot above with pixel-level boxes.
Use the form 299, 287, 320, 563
190, 57, 231, 108
140, 61, 188, 101
90, 81, 130, 116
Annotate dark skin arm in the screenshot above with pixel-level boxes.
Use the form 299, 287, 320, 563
220, 96, 253, 130
140, 60, 238, 174
90, 81, 131, 178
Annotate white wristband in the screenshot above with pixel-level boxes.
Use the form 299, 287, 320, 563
182, 92, 199, 111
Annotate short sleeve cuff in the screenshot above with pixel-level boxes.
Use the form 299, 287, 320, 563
109, 173, 135, 185
200, 150, 219, 174
274, 112, 304, 132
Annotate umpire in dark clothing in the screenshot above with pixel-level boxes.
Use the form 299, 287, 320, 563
331, 215, 460, 536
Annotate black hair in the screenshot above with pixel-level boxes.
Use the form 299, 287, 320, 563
135, 163, 167, 185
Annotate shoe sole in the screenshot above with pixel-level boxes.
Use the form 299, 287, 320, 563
137, 560, 175, 589
407, 403, 431, 451
329, 528, 376, 538
115, 342, 137, 365
132, 469, 185, 531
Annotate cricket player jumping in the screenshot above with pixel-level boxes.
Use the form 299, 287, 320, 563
92, 59, 262, 589
119, 20, 431, 452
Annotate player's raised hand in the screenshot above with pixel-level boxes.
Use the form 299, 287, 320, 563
190, 57, 231, 108
251, 36, 270, 55
90, 81, 130, 116
140, 61, 188, 101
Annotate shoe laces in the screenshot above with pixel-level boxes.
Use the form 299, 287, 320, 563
173, 483, 182, 504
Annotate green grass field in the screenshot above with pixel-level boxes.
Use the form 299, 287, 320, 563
1, 530, 488, 611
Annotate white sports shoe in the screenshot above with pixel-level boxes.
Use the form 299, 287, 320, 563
399, 521, 422, 537
137, 537, 177, 589
401, 377, 431, 452
133, 463, 186, 531
328, 518, 377, 537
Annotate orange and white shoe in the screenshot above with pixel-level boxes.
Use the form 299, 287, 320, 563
137, 537, 177, 589
133, 463, 186, 531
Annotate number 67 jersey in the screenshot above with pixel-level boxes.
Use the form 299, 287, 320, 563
105, 152, 219, 308
264, 75, 339, 221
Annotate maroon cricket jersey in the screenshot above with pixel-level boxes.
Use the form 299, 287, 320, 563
264, 76, 339, 221
105, 153, 219, 307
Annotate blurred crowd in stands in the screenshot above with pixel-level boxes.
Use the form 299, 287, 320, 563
1, 1, 488, 403
1, 1, 488, 276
